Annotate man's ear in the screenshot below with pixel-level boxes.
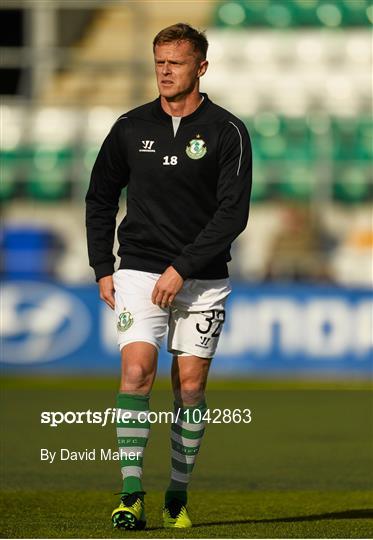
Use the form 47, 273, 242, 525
197, 59, 208, 78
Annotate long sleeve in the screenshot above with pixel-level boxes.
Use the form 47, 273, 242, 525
171, 120, 252, 279
85, 118, 129, 281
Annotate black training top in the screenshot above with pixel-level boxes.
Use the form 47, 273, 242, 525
85, 93, 252, 281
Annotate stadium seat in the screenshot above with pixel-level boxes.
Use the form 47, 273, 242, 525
282, 118, 312, 161
339, 0, 370, 26
291, 0, 320, 26
332, 118, 358, 161
307, 115, 333, 160
243, 0, 269, 26
252, 113, 287, 161
26, 146, 72, 200
357, 119, 373, 161
263, 2, 294, 28
1, 225, 60, 278
277, 162, 315, 201
0, 151, 19, 201
333, 165, 371, 203
214, 0, 247, 27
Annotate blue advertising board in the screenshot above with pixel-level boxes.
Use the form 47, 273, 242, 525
1, 279, 372, 376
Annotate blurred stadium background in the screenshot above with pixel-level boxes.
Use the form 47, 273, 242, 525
1, 2, 373, 537
1, 0, 372, 377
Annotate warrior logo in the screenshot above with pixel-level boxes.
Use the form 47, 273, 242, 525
139, 140, 155, 152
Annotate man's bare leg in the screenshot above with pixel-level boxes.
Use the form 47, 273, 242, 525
171, 354, 211, 405
119, 341, 158, 394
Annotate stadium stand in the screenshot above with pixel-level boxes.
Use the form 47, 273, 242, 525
0, 149, 19, 201
0, 1, 371, 286
214, 0, 372, 28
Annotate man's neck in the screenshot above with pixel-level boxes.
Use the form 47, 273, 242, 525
160, 89, 203, 118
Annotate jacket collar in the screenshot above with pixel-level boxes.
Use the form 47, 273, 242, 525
153, 92, 210, 125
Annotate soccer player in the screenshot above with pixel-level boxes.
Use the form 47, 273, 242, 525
85, 23, 252, 530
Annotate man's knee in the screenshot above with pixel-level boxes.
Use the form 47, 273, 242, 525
124, 362, 152, 385
177, 380, 205, 405
172, 355, 210, 405
120, 343, 157, 393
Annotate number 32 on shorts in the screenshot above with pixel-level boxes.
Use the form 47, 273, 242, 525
196, 310, 225, 338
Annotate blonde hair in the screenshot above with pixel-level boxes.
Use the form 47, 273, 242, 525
153, 23, 208, 60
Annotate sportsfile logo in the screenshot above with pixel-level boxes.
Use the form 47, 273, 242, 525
139, 140, 155, 152
40, 408, 252, 427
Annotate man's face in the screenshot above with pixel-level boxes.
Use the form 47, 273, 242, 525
154, 40, 208, 100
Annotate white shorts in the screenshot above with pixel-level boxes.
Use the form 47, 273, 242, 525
113, 269, 231, 358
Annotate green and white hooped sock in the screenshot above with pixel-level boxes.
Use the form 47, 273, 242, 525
116, 392, 150, 496
165, 400, 207, 506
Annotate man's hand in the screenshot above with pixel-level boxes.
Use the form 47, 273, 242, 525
98, 275, 115, 310
151, 266, 184, 308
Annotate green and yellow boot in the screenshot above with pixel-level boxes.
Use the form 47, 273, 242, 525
112, 492, 146, 530
163, 498, 192, 528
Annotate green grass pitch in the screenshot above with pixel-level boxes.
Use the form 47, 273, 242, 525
1, 376, 372, 538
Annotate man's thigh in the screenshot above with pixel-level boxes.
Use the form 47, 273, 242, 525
168, 307, 226, 358
114, 269, 169, 351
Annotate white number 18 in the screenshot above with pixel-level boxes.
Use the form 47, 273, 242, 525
163, 155, 178, 166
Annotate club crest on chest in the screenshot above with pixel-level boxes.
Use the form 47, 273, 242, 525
186, 135, 207, 160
